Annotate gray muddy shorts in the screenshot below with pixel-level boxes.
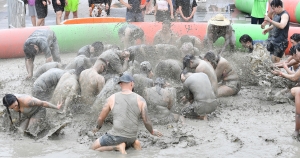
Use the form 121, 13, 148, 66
99, 133, 136, 147
181, 99, 219, 117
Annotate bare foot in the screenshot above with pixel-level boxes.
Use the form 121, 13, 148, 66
133, 140, 141, 150
116, 143, 127, 154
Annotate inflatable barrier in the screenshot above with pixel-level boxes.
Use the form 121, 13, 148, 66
0, 22, 299, 59
235, 0, 300, 23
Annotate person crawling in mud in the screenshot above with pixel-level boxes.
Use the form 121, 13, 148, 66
65, 55, 97, 70
99, 49, 133, 77
2, 94, 62, 137
23, 29, 61, 79
32, 68, 66, 100
133, 61, 154, 97
180, 42, 196, 59
180, 70, 218, 119
204, 14, 235, 55
239, 34, 265, 53
155, 59, 183, 84
183, 54, 218, 95
51, 67, 84, 114
77, 41, 104, 58
33, 62, 64, 79
118, 24, 145, 49
144, 77, 183, 124
91, 74, 162, 154
204, 52, 241, 97
153, 20, 178, 45
79, 58, 107, 106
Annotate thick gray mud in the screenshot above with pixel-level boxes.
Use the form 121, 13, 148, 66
0, 52, 300, 157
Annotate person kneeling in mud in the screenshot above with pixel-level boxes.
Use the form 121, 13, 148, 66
204, 52, 241, 97
180, 71, 218, 119
2, 94, 62, 137
133, 61, 154, 97
239, 34, 265, 53
91, 74, 162, 154
77, 41, 104, 58
118, 24, 145, 49
153, 20, 178, 45
144, 77, 183, 124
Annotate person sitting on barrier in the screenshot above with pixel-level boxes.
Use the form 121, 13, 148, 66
183, 54, 218, 96
153, 20, 178, 45
133, 61, 154, 97
118, 24, 145, 49
23, 29, 61, 79
2, 93, 62, 137
79, 58, 107, 106
180, 71, 218, 119
263, 0, 290, 63
52, 0, 66, 25
239, 34, 265, 53
204, 52, 241, 97
204, 14, 235, 55
89, 0, 109, 17
77, 41, 104, 58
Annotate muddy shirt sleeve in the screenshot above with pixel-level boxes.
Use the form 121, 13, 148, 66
37, 39, 52, 59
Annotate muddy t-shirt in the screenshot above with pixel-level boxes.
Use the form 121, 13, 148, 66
77, 45, 91, 57
178, 0, 197, 18
33, 68, 65, 93
24, 29, 54, 59
99, 49, 123, 74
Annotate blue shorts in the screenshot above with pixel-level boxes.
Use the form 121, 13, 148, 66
99, 133, 136, 147
126, 12, 144, 22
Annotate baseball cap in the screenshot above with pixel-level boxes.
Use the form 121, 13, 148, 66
118, 74, 134, 84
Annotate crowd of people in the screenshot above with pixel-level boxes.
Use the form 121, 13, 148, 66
3, 0, 300, 155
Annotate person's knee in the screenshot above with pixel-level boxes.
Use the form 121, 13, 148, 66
91, 139, 101, 150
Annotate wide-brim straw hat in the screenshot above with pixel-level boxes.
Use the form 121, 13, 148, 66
208, 14, 230, 26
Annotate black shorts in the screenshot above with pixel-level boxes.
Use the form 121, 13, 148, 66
155, 10, 171, 22
266, 40, 288, 58
52, 0, 65, 13
35, 0, 48, 19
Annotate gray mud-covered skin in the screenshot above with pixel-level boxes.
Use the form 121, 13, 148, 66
154, 44, 181, 61
32, 68, 65, 100
33, 62, 62, 79
118, 23, 145, 49
132, 74, 154, 97
64, 55, 95, 70
99, 49, 124, 75
155, 59, 183, 84
176, 35, 202, 56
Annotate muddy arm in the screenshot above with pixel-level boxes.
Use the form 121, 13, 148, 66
139, 96, 153, 134
25, 58, 34, 78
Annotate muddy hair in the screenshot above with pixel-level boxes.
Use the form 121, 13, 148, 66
182, 54, 195, 69
180, 35, 195, 46
289, 45, 296, 55
290, 33, 300, 43
204, 52, 220, 69
91, 41, 104, 53
75, 66, 85, 76
140, 61, 152, 73
154, 77, 165, 95
239, 34, 253, 43
296, 43, 300, 53
24, 44, 37, 58
270, 0, 283, 7
2, 94, 20, 125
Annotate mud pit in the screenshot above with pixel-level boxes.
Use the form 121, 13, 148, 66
0, 51, 300, 157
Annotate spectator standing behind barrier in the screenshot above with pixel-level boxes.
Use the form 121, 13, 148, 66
119, 0, 144, 22
154, 0, 174, 22
35, 0, 51, 26
52, 0, 67, 25
64, 0, 79, 20
178, 0, 197, 22
251, 0, 269, 24
27, 0, 37, 26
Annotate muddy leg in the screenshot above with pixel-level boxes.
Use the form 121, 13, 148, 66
294, 89, 300, 139
133, 139, 141, 150
91, 139, 127, 154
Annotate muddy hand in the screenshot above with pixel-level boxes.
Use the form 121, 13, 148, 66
152, 129, 163, 137
57, 98, 63, 110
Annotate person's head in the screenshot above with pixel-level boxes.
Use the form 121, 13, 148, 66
239, 34, 253, 49
2, 94, 18, 124
24, 44, 38, 58
183, 54, 197, 69
270, 0, 283, 14
180, 69, 192, 83
90, 41, 104, 54
295, 43, 300, 60
120, 50, 131, 61
162, 20, 171, 33
204, 51, 220, 69
118, 73, 135, 90
180, 42, 194, 58
290, 33, 300, 46
154, 77, 166, 95
180, 35, 195, 46
140, 61, 153, 78
289, 45, 297, 57
94, 58, 108, 73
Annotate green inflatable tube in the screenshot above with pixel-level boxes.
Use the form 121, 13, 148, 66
296, 2, 300, 23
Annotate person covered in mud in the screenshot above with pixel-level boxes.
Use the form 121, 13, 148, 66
2, 94, 62, 137
65, 55, 97, 70
183, 54, 218, 95
180, 42, 196, 59
51, 67, 84, 114
77, 41, 104, 58
239, 34, 265, 53
118, 24, 145, 49
98, 49, 132, 77
23, 29, 61, 79
91, 74, 162, 154
133, 61, 154, 96
144, 77, 183, 124
176, 35, 202, 51
263, 0, 290, 63
180, 71, 218, 119
155, 59, 183, 84
79, 58, 107, 106
32, 68, 66, 100
33, 62, 64, 79
153, 20, 178, 45
204, 14, 235, 55
204, 52, 241, 97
